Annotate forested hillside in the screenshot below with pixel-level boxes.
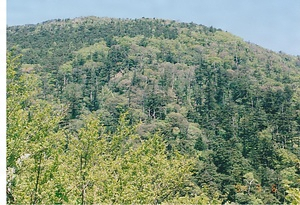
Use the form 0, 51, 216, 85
7, 16, 300, 204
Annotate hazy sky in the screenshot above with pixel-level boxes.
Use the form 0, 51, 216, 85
6, 0, 300, 55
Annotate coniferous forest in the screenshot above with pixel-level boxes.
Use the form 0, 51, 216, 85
6, 16, 300, 204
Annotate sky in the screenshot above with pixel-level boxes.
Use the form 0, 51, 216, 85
6, 0, 300, 56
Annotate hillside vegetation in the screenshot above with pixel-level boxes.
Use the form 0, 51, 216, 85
7, 16, 300, 204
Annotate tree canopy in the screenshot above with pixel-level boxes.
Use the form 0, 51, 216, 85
7, 16, 300, 204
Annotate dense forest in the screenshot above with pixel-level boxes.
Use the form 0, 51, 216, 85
7, 16, 300, 204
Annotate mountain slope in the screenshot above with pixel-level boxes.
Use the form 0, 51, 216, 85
7, 16, 300, 204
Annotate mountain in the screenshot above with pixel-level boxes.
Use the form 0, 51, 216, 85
7, 16, 300, 204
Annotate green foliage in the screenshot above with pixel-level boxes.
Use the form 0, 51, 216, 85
7, 16, 300, 204
7, 52, 66, 204
285, 188, 300, 204
6, 54, 208, 203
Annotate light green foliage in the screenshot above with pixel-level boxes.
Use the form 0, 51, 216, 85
285, 188, 300, 204
61, 113, 202, 204
7, 52, 66, 204
75, 41, 109, 58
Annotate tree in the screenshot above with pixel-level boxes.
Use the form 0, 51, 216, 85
62, 83, 83, 119
285, 188, 300, 204
58, 113, 206, 204
144, 84, 167, 120
243, 172, 258, 195
7, 52, 66, 204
